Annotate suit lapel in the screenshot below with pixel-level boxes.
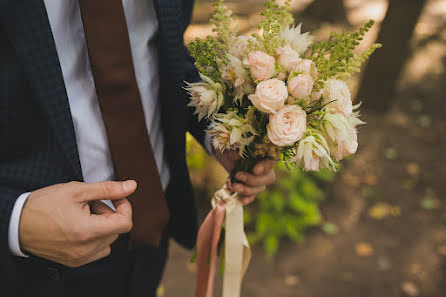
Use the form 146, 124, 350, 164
0, 0, 83, 180
153, 0, 185, 88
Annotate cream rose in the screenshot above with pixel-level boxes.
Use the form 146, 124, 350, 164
322, 79, 353, 116
276, 45, 302, 72
246, 51, 275, 81
248, 79, 288, 114
267, 105, 307, 147
288, 74, 314, 99
293, 59, 317, 79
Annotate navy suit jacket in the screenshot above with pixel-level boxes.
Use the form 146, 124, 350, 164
0, 0, 204, 287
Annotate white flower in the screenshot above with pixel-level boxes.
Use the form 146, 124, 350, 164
280, 24, 314, 55
276, 45, 302, 72
248, 79, 288, 114
291, 131, 335, 171
222, 54, 255, 104
185, 74, 224, 121
209, 112, 258, 157
229, 36, 255, 58
319, 106, 365, 161
322, 79, 353, 116
349, 103, 366, 127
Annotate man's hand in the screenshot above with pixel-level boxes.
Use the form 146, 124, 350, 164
215, 150, 277, 205
19, 180, 136, 267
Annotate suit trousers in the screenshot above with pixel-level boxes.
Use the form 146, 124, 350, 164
65, 233, 169, 297
3, 232, 169, 297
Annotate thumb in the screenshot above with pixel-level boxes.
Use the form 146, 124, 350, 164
76, 180, 137, 202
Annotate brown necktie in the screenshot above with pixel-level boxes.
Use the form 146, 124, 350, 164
79, 0, 170, 247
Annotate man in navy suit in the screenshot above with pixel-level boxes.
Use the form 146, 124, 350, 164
0, 0, 277, 296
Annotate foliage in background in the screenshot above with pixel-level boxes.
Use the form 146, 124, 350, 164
186, 133, 207, 172
244, 162, 336, 258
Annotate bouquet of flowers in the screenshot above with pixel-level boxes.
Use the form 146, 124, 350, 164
186, 1, 381, 297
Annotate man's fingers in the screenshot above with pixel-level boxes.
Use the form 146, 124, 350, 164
216, 149, 241, 173
89, 198, 133, 237
241, 196, 255, 205
226, 150, 241, 161
74, 180, 137, 202
235, 170, 276, 187
112, 198, 132, 217
232, 183, 266, 196
90, 201, 114, 215
253, 159, 278, 175
82, 246, 112, 266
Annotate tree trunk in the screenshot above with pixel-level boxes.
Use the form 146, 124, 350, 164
356, 0, 427, 112
303, 0, 348, 24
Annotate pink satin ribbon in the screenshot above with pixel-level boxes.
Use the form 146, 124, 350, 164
195, 200, 226, 297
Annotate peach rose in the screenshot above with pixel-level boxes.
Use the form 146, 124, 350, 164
293, 59, 317, 79
248, 79, 288, 114
267, 105, 307, 147
276, 45, 302, 72
288, 74, 314, 99
247, 51, 275, 81
322, 79, 352, 116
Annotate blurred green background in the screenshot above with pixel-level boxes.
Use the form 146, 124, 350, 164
161, 1, 446, 296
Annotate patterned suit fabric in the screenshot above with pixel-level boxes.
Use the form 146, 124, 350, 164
0, 0, 204, 292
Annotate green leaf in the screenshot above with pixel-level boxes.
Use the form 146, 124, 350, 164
190, 248, 198, 263
264, 235, 279, 258
321, 222, 339, 235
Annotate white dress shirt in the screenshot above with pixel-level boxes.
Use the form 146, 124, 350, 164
8, 0, 171, 257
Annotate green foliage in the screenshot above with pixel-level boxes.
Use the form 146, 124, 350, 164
310, 20, 381, 85
210, 0, 237, 52
187, 0, 237, 81
321, 222, 339, 235
277, 0, 294, 29
246, 163, 328, 258
337, 43, 382, 80
188, 38, 221, 81
250, 0, 285, 55
186, 133, 207, 171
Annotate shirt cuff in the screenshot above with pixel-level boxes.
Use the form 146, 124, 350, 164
8, 192, 31, 257
204, 132, 215, 156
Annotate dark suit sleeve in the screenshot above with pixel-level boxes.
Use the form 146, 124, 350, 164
183, 47, 210, 149
181, 0, 211, 150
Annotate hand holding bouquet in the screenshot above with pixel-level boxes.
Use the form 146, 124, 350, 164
186, 1, 381, 297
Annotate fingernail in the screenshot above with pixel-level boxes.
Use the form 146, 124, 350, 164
123, 180, 136, 191
234, 184, 242, 192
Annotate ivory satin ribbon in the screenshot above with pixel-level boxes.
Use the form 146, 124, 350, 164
195, 186, 251, 297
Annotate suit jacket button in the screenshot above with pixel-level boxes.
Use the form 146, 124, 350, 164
47, 267, 61, 281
